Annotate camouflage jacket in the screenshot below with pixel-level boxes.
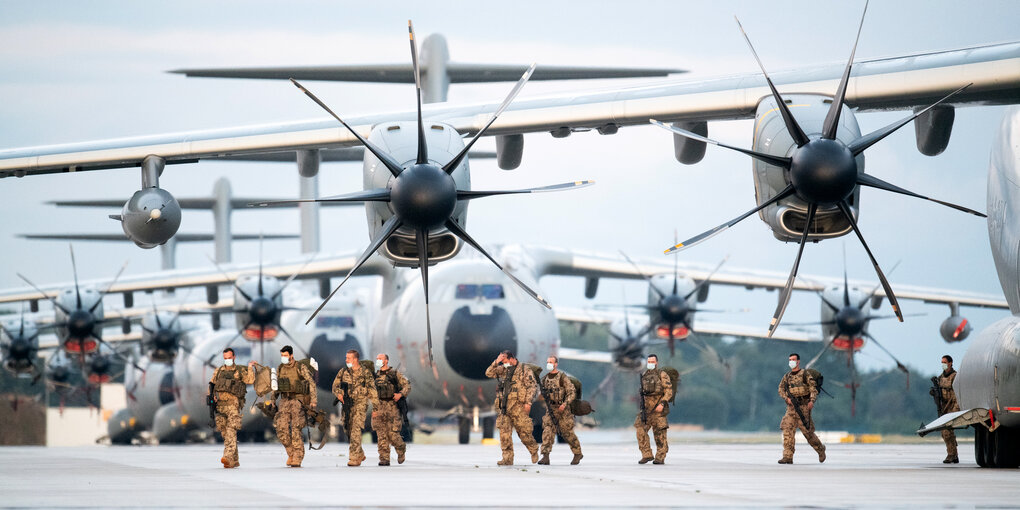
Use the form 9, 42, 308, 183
332, 365, 380, 408
541, 371, 576, 408
938, 369, 960, 414
210, 365, 254, 404
485, 361, 537, 410
375, 367, 411, 401
640, 368, 673, 410
274, 361, 316, 405
778, 369, 818, 404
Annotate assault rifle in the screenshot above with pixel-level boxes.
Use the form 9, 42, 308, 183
206, 382, 217, 426
782, 376, 810, 427
929, 376, 945, 416
335, 381, 352, 440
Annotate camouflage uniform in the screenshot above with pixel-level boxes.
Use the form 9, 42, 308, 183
372, 367, 411, 465
937, 369, 960, 460
485, 361, 539, 465
332, 365, 379, 466
274, 360, 316, 466
540, 371, 582, 457
635, 368, 673, 463
778, 369, 826, 463
210, 364, 254, 468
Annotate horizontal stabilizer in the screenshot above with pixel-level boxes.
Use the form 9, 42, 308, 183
208, 147, 496, 163
20, 233, 298, 242
169, 63, 685, 83
917, 408, 991, 436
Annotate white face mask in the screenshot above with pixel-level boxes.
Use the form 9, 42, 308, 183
375, 359, 384, 369
788, 360, 798, 369
546, 363, 555, 371
646, 362, 656, 370
345, 362, 354, 369
281, 356, 290, 365
503, 363, 512, 368
942, 363, 949, 371
223, 358, 234, 367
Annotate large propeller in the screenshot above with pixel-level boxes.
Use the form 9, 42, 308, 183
250, 21, 592, 364
652, 2, 983, 337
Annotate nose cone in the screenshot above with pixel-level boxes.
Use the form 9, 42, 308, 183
445, 306, 517, 380
8, 340, 31, 359
248, 296, 277, 325
389, 164, 457, 229
789, 138, 858, 205
68, 309, 95, 337
835, 307, 865, 336
660, 295, 688, 324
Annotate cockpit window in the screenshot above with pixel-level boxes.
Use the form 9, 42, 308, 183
455, 284, 505, 299
315, 316, 355, 328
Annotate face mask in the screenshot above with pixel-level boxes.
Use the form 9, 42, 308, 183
546, 363, 555, 371
788, 360, 798, 369
503, 363, 512, 368
346, 362, 354, 369
281, 356, 290, 364
646, 363, 656, 370
223, 358, 234, 367
375, 359, 384, 369
942, 363, 949, 371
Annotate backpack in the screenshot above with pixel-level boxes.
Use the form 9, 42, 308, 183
804, 368, 828, 396
661, 367, 681, 404
564, 373, 594, 416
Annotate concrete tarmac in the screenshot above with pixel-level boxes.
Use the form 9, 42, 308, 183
0, 436, 1015, 508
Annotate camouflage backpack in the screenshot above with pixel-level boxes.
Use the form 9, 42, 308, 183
564, 373, 594, 416
661, 367, 681, 404
803, 368, 825, 394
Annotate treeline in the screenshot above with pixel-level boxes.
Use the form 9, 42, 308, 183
559, 324, 956, 435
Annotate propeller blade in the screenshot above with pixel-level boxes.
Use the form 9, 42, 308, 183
858, 260, 901, 309
180, 343, 217, 370
650, 119, 791, 169
836, 200, 903, 322
408, 21, 428, 165
672, 230, 679, 295
848, 349, 859, 416
416, 228, 434, 365
588, 370, 616, 402
683, 255, 730, 300
91, 260, 130, 313
306, 215, 404, 324
455, 180, 594, 200
689, 332, 732, 380
442, 63, 536, 175
805, 338, 835, 369
257, 233, 264, 296
848, 83, 972, 156
666, 184, 796, 254
842, 245, 851, 307
248, 188, 391, 208
96, 336, 145, 373
865, 312, 925, 321
856, 173, 985, 217
668, 329, 676, 358
817, 292, 841, 313
863, 331, 910, 376
206, 329, 246, 367
821, 0, 868, 140
289, 78, 404, 178
781, 320, 836, 327
734, 17, 809, 147
444, 219, 550, 309
619, 251, 664, 298
69, 244, 82, 309
767, 203, 817, 338
271, 254, 317, 301
16, 273, 70, 314
205, 255, 254, 302
276, 325, 310, 359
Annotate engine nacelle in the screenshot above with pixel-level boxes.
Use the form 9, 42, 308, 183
940, 315, 972, 343
913, 105, 955, 156
117, 187, 182, 248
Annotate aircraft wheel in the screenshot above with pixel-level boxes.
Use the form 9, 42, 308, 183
482, 416, 495, 439
994, 427, 1019, 468
458, 416, 470, 444
986, 426, 1000, 467
975, 426, 987, 467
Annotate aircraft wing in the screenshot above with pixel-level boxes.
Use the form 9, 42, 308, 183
2, 42, 1018, 177
557, 347, 613, 364
0, 250, 387, 305
917, 408, 993, 436
554, 306, 820, 342
527, 246, 1009, 310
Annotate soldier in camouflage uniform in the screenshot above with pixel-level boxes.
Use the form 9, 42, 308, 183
332, 349, 379, 467
777, 353, 826, 464
274, 345, 317, 468
635, 354, 673, 465
372, 353, 410, 466
208, 348, 255, 468
485, 350, 539, 466
538, 356, 582, 465
936, 355, 960, 463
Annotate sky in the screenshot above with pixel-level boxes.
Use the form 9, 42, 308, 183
0, 0, 1017, 373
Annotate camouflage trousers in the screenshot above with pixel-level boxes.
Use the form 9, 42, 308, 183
942, 428, 958, 457
635, 410, 669, 461
274, 398, 306, 464
780, 404, 824, 460
372, 400, 405, 463
215, 399, 242, 464
497, 404, 538, 463
345, 402, 368, 463
541, 408, 581, 455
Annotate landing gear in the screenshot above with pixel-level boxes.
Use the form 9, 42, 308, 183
458, 416, 471, 444
482, 416, 495, 439
974, 425, 1019, 468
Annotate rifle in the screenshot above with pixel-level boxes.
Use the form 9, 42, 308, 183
498, 365, 516, 415
336, 381, 353, 440
206, 382, 217, 426
302, 403, 329, 451
639, 374, 647, 424
782, 375, 810, 428
929, 376, 945, 416
396, 396, 410, 429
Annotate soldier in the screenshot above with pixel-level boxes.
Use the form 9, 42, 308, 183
332, 349, 379, 467
538, 356, 583, 465
778, 353, 826, 464
372, 353, 410, 466
274, 345, 316, 468
936, 355, 960, 463
208, 347, 255, 468
635, 354, 672, 465
485, 350, 539, 466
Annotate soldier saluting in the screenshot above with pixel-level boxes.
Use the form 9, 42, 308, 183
932, 354, 960, 464
208, 347, 255, 468
778, 353, 826, 464
485, 350, 539, 466
538, 356, 583, 465
372, 353, 410, 466
635, 354, 672, 465
274, 345, 316, 468
332, 349, 379, 467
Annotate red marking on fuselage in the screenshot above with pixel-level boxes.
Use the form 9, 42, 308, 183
832, 337, 865, 351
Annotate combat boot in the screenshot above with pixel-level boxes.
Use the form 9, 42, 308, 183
348, 459, 362, 467
638, 457, 654, 464
570, 453, 583, 465
397, 450, 406, 464
221, 457, 231, 469
652, 459, 665, 465
379, 460, 390, 466
778, 458, 793, 464
538, 453, 550, 465
943, 455, 959, 464
818, 445, 826, 463
531, 450, 539, 464
497, 457, 513, 466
